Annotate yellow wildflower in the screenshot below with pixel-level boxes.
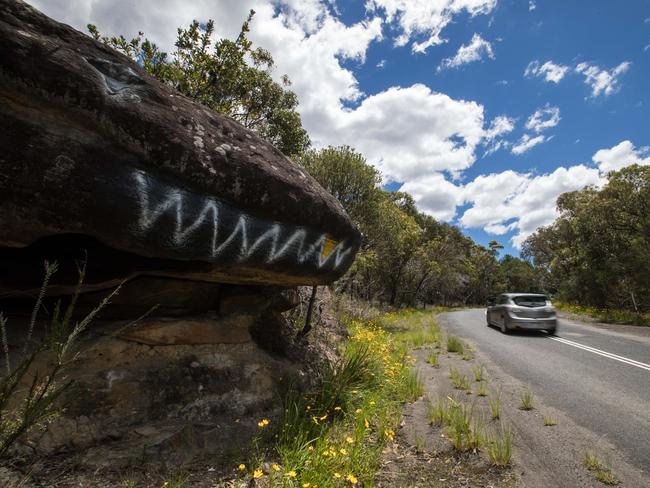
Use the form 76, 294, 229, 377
287, 471, 297, 478
355, 408, 363, 415
346, 436, 354, 444
364, 417, 370, 429
271, 463, 281, 472
319, 413, 328, 421
339, 448, 348, 455
238, 464, 246, 471
334, 473, 341, 479
257, 419, 270, 428
346, 474, 359, 485
334, 406, 342, 411
302, 484, 311, 488
253, 469, 264, 479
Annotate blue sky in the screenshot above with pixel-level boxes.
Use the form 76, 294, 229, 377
33, 0, 650, 256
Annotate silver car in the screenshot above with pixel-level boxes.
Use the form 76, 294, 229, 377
486, 293, 557, 335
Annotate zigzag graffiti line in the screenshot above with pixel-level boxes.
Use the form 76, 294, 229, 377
133, 170, 353, 270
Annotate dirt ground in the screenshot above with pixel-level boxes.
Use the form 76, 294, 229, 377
377, 313, 648, 488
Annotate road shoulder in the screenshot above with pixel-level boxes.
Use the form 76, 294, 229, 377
414, 313, 649, 487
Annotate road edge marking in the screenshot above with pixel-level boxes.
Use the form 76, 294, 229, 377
548, 336, 650, 371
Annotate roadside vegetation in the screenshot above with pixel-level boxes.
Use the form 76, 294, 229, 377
236, 310, 424, 486
555, 302, 650, 327
583, 451, 620, 485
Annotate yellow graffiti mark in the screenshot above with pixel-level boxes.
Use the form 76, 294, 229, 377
321, 235, 338, 261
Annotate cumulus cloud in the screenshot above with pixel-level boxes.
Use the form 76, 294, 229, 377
575, 61, 632, 97
400, 174, 464, 221
459, 165, 605, 247
324, 84, 486, 182
592, 140, 650, 172
528, 1, 536, 11
511, 134, 546, 155
524, 60, 569, 83
366, 0, 497, 53
438, 33, 495, 71
525, 105, 560, 133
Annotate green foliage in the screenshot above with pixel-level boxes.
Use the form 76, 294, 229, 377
89, 11, 309, 157
488, 394, 501, 420
583, 452, 619, 485
246, 312, 421, 486
486, 425, 513, 467
555, 302, 650, 326
0, 261, 129, 458
524, 165, 650, 314
519, 387, 534, 411
446, 335, 465, 354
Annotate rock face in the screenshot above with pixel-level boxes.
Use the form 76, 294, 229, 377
0, 0, 360, 289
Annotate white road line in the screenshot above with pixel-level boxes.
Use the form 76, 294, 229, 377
548, 336, 650, 371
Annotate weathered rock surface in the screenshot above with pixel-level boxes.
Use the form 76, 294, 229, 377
0, 0, 360, 289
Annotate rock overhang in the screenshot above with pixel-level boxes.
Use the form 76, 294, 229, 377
0, 0, 361, 287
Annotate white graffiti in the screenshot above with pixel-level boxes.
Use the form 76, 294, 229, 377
133, 172, 353, 270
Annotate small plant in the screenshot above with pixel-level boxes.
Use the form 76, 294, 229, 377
0, 261, 140, 458
543, 416, 557, 426
473, 365, 485, 382
488, 394, 501, 420
595, 470, 619, 485
486, 425, 513, 467
476, 382, 488, 397
519, 387, 534, 410
583, 451, 619, 485
446, 335, 465, 354
428, 396, 451, 425
426, 351, 440, 368
449, 367, 470, 390
414, 435, 425, 453
461, 353, 473, 361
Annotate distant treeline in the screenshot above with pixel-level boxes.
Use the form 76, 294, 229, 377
523, 165, 650, 313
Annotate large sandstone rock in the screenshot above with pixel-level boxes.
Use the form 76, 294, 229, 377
0, 0, 360, 290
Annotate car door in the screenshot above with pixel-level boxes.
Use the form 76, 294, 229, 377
494, 295, 506, 327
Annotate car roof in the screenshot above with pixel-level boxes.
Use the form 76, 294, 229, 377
502, 293, 547, 297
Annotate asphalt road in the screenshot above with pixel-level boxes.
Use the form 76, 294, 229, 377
439, 309, 650, 473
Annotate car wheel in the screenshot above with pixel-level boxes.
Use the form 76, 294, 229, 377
500, 319, 509, 334
547, 327, 557, 336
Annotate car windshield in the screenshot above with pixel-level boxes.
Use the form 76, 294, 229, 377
512, 295, 547, 307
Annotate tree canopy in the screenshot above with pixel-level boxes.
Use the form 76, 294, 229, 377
89, 11, 310, 157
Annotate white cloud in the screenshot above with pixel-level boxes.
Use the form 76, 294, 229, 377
511, 134, 546, 155
528, 1, 536, 11
366, 0, 497, 53
400, 174, 464, 221
525, 105, 560, 133
485, 115, 516, 140
438, 33, 495, 71
575, 61, 631, 97
324, 84, 487, 182
376, 59, 386, 68
459, 165, 605, 247
524, 60, 569, 83
592, 140, 650, 172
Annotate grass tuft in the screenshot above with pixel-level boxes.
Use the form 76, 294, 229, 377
488, 394, 501, 420
473, 365, 486, 382
486, 425, 513, 467
446, 335, 465, 354
449, 367, 471, 390
476, 382, 488, 397
543, 416, 557, 426
582, 451, 619, 485
519, 387, 534, 410
426, 351, 440, 368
